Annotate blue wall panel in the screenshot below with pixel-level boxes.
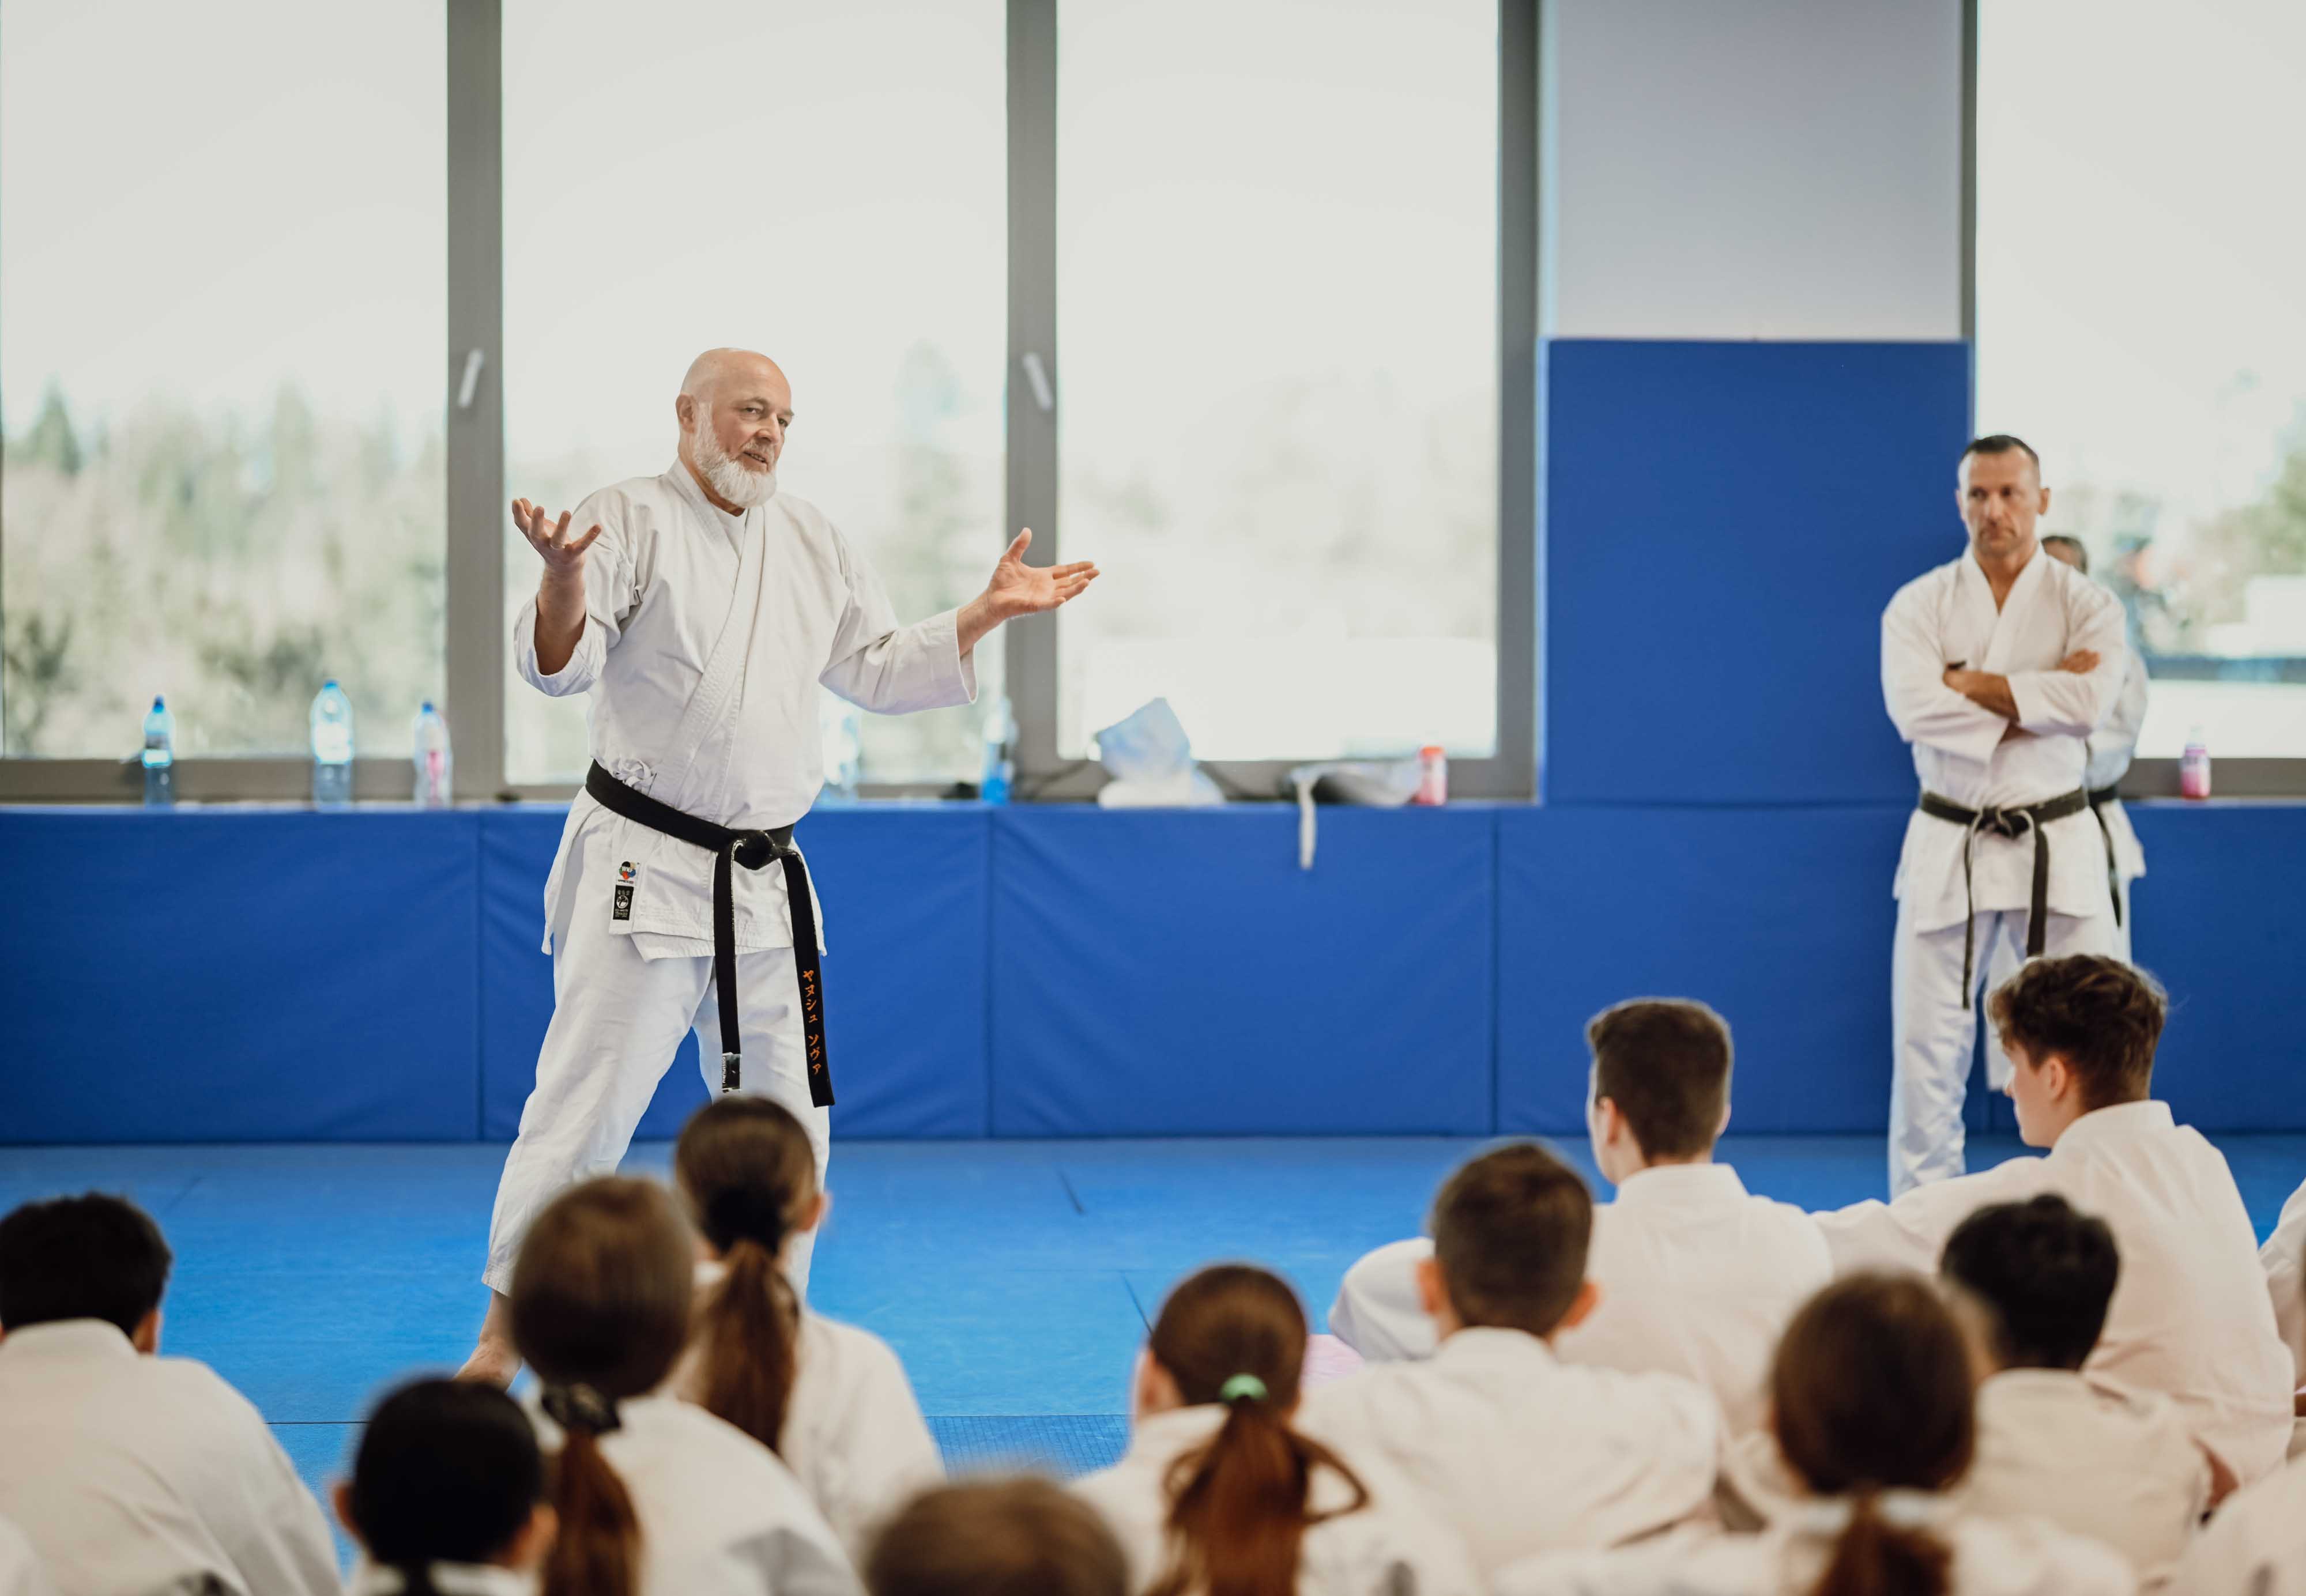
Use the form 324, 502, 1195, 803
1497, 805, 1908, 1136
2127, 803, 2306, 1133
1544, 339, 1973, 804
0, 809, 481, 1142
478, 805, 990, 1142
989, 807, 1495, 1135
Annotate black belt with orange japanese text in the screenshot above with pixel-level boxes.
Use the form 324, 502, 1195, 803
584, 762, 831, 1105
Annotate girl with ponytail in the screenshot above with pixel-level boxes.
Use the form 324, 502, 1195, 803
338, 1378, 551, 1596
1071, 1264, 1480, 1596
672, 1096, 943, 1561
1490, 1274, 2132, 1596
510, 1176, 860, 1596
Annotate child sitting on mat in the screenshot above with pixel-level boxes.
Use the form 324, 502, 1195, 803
669, 1096, 944, 1563
1071, 1262, 1479, 1596
336, 1378, 555, 1596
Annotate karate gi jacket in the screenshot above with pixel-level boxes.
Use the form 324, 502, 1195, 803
2172, 1451, 2306, 1596
0, 1520, 55, 1596
0, 1320, 340, 1596
2086, 648, 2149, 884
1882, 549, 2129, 931
1329, 1164, 1831, 1437
673, 1262, 944, 1563
1957, 1370, 2205, 1590
1493, 1504, 2134, 1596
528, 1394, 858, 1596
1071, 1405, 1482, 1596
515, 466, 977, 956
1300, 1327, 1719, 1576
1815, 1101, 2295, 1485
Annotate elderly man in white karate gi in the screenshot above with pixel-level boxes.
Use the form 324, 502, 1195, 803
1881, 434, 2128, 1195
463, 348, 1097, 1383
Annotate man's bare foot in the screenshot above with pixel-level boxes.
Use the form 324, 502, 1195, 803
457, 1337, 521, 1388
458, 1289, 521, 1387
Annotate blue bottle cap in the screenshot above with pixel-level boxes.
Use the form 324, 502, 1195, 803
420, 700, 435, 713
323, 678, 338, 690
152, 695, 165, 710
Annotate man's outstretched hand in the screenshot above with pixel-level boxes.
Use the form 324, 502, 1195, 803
959, 529, 1098, 655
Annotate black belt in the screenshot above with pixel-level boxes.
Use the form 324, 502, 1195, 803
1916, 787, 2090, 1008
584, 763, 831, 1105
2088, 785, 2123, 929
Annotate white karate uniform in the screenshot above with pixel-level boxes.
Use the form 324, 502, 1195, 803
0, 1320, 340, 1596
1957, 1371, 2206, 1589
1492, 1504, 2135, 1596
529, 1393, 858, 1596
1299, 1326, 1719, 1576
1071, 1405, 1482, 1596
0, 1519, 56, 1596
1327, 1164, 1832, 1436
1881, 548, 2129, 1194
485, 464, 977, 1293
2172, 1450, 2306, 1596
1815, 1101, 2296, 1486
673, 1260, 945, 1563
1984, 646, 2149, 1093
2263, 1176, 2306, 1459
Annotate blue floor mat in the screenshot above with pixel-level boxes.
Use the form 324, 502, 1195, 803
3, 1129, 2300, 1519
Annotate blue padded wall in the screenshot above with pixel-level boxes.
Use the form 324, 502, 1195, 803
0, 809, 481, 1142
989, 806, 1495, 1135
2127, 803, 2306, 1133
1497, 805, 1908, 1135
478, 805, 990, 1142
1544, 339, 1974, 804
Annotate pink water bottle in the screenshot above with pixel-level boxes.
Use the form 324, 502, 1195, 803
1414, 745, 1448, 806
2180, 729, 2211, 800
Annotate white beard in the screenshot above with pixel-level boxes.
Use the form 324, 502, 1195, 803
689, 422, 779, 509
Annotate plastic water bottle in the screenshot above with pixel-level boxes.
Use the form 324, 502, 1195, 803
2180, 727, 2212, 801
980, 695, 1015, 804
1414, 744, 1449, 806
310, 680, 355, 808
412, 701, 453, 808
141, 695, 175, 808
817, 696, 862, 803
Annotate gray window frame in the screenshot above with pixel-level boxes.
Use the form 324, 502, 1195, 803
0, 0, 1533, 802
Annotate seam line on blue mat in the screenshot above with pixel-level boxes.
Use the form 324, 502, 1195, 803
1121, 1273, 1150, 1332
1056, 1168, 1085, 1215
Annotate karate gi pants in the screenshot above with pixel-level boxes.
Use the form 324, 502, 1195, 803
1981, 876, 2134, 1093
484, 878, 830, 1296
1890, 899, 2116, 1197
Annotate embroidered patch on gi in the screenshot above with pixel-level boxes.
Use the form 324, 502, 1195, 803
613, 883, 634, 921
618, 860, 636, 882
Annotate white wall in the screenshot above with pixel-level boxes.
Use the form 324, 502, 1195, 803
1547, 0, 1964, 341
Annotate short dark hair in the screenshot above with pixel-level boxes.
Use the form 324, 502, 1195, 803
868, 1478, 1128, 1596
1961, 433, 2041, 472
0, 1193, 172, 1336
1428, 1142, 1592, 1337
350, 1379, 545, 1572
2040, 534, 2090, 574
1939, 1195, 2119, 1371
1588, 999, 1732, 1160
1986, 954, 2165, 1110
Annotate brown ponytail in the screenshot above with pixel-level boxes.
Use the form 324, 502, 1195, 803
1143, 1265, 1369, 1596
510, 1176, 696, 1596
674, 1096, 817, 1455
1770, 1274, 1976, 1596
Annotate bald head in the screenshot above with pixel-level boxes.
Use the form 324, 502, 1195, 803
676, 348, 793, 511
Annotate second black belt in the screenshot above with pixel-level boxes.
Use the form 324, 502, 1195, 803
1916, 786, 2090, 1009
2087, 784, 2123, 929
584, 762, 832, 1105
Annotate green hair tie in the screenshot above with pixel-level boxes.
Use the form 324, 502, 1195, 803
1219, 1374, 1268, 1405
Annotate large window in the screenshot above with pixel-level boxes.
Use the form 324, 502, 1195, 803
0, 1, 446, 757
1054, 0, 1500, 761
500, 0, 1007, 787
1976, 0, 2306, 759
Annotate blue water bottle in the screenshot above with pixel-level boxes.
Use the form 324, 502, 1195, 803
142, 696, 175, 808
310, 680, 355, 808
979, 694, 1015, 804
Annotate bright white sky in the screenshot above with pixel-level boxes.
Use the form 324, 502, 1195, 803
0, 2, 444, 442
1975, 0, 2306, 544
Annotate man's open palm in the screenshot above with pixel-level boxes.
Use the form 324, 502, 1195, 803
987, 529, 1098, 618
